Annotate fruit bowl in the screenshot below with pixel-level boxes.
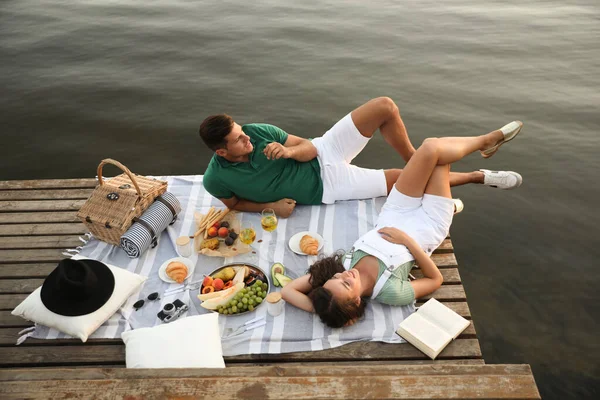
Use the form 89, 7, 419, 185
198, 263, 270, 316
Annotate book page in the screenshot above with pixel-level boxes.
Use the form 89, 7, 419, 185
398, 313, 452, 353
418, 298, 470, 339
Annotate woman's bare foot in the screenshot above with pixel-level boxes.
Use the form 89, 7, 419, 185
480, 121, 523, 158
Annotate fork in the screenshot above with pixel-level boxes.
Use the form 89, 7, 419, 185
222, 316, 266, 338
164, 279, 203, 296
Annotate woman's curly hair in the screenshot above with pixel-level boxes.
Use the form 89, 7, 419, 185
307, 251, 368, 328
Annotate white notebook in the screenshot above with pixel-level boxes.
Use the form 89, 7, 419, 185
395, 298, 470, 359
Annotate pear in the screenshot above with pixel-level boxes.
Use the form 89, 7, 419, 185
211, 267, 235, 282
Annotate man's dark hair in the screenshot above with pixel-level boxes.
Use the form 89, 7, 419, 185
198, 114, 234, 151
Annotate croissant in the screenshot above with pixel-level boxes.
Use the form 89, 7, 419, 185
300, 235, 319, 255
166, 261, 188, 284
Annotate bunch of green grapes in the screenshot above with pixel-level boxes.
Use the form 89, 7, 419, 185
217, 280, 268, 315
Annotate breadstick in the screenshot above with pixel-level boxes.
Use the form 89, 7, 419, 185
201, 207, 215, 227
200, 207, 217, 230
193, 207, 216, 237
198, 207, 215, 228
193, 226, 205, 238
209, 208, 230, 227
198, 207, 216, 230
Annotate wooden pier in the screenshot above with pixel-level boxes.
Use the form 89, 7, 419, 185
0, 178, 540, 399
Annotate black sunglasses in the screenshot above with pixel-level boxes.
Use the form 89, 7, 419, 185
133, 292, 160, 311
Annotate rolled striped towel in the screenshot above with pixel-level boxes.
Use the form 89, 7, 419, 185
120, 192, 181, 258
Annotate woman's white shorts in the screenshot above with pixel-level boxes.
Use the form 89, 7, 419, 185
376, 186, 454, 255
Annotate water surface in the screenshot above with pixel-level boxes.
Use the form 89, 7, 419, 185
1, 1, 599, 397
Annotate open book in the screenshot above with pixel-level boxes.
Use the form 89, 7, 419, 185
396, 298, 470, 359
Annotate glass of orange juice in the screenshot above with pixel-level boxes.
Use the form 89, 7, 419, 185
261, 208, 278, 232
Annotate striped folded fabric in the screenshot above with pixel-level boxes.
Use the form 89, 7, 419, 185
120, 192, 181, 258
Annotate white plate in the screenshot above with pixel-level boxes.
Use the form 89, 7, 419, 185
288, 231, 324, 255
158, 257, 195, 284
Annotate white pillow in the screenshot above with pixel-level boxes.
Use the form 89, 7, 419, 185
11, 262, 146, 342
121, 313, 225, 368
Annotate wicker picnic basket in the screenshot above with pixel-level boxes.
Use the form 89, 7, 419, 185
76, 159, 168, 245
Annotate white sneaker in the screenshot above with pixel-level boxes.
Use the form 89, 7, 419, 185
453, 198, 464, 215
480, 169, 523, 190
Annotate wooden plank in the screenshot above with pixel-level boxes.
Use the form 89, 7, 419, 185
0, 329, 122, 346
0, 358, 487, 372
430, 253, 457, 268
0, 365, 540, 399
0, 323, 475, 346
0, 236, 82, 250
0, 322, 476, 346
0, 249, 67, 263
0, 263, 56, 278
435, 238, 453, 254
0, 279, 43, 294
0, 212, 79, 224
6, 362, 529, 382
0, 223, 86, 236
416, 301, 471, 318
0, 179, 97, 190
228, 339, 482, 362
0, 340, 481, 367
419, 285, 466, 301
0, 189, 93, 201
0, 294, 27, 310
412, 268, 460, 283
0, 311, 32, 328
0, 200, 86, 212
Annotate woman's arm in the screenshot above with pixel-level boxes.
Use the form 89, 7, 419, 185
378, 227, 443, 299
280, 274, 315, 313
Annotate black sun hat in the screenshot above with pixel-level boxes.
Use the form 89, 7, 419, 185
40, 258, 115, 316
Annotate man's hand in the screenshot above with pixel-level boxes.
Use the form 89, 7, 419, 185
271, 198, 296, 218
263, 142, 292, 160
378, 227, 414, 246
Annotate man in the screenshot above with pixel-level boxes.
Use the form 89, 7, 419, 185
199, 97, 522, 217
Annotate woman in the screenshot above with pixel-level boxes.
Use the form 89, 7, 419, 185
281, 121, 523, 328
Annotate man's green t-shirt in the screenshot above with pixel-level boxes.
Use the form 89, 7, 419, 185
203, 123, 323, 205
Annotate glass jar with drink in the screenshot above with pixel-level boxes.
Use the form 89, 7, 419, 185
240, 222, 256, 245
261, 208, 278, 232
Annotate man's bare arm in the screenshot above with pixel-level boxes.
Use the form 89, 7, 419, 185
219, 196, 296, 218
263, 134, 317, 162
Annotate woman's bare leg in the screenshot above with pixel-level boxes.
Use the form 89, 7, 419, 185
395, 129, 503, 198
383, 169, 483, 193
423, 164, 452, 199
408, 165, 451, 297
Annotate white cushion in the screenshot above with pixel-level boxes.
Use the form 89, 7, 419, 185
121, 313, 225, 368
11, 261, 146, 342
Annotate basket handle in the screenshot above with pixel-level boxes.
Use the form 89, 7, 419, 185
97, 159, 143, 198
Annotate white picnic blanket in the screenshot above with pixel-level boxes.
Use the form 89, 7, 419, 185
29, 175, 412, 355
